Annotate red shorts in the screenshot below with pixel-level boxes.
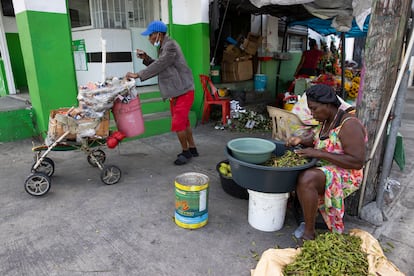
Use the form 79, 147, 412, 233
170, 90, 194, 132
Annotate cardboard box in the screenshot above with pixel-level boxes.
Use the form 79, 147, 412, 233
47, 108, 109, 141
222, 45, 244, 63
241, 32, 263, 55
221, 58, 253, 82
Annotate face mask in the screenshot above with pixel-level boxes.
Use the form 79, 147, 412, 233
153, 33, 160, 47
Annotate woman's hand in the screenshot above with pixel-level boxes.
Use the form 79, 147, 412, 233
286, 136, 302, 147
294, 147, 321, 159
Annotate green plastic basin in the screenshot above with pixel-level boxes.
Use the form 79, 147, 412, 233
226, 140, 318, 193
227, 138, 276, 164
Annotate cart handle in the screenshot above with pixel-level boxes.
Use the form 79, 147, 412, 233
33, 131, 71, 170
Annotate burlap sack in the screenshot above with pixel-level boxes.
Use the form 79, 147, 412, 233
251, 229, 405, 276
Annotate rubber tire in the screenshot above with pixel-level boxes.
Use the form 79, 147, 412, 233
87, 149, 106, 167
100, 165, 121, 185
31, 157, 55, 177
24, 172, 51, 196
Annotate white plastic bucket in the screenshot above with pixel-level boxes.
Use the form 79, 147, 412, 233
247, 190, 289, 232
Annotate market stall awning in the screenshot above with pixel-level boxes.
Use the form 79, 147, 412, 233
289, 15, 370, 37
242, 0, 371, 34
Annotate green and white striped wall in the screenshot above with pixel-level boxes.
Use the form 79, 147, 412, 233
166, 0, 210, 118
2, 0, 211, 142
13, 0, 78, 137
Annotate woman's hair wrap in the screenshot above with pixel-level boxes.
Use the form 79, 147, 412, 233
305, 84, 341, 107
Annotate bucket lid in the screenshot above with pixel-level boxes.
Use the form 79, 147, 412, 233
175, 172, 209, 186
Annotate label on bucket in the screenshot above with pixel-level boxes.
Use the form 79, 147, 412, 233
211, 70, 219, 76
175, 188, 207, 217
254, 74, 267, 92
175, 212, 208, 229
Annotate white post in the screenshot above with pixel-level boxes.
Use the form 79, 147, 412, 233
408, 56, 414, 87
0, 3, 16, 94
101, 39, 106, 82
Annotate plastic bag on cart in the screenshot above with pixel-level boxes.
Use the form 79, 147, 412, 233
45, 78, 135, 145
78, 78, 136, 118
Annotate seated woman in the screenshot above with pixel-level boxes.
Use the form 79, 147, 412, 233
287, 84, 367, 241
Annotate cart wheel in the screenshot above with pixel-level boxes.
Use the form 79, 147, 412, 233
100, 165, 121, 185
87, 149, 106, 167
31, 157, 55, 177
24, 172, 51, 196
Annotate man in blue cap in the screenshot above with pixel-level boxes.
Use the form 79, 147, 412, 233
126, 20, 199, 165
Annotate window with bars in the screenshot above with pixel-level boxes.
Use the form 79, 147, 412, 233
277, 20, 307, 52
70, 0, 159, 29
69, 0, 92, 28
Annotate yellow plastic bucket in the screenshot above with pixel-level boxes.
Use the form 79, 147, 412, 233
283, 103, 295, 111
174, 172, 209, 229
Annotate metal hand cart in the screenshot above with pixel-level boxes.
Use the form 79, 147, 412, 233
24, 113, 122, 196
25, 80, 136, 196
25, 130, 121, 196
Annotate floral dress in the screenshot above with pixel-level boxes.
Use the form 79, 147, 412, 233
313, 117, 367, 233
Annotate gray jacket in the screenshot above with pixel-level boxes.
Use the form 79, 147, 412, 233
138, 36, 194, 100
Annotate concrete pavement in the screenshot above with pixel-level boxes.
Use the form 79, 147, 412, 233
0, 102, 413, 275
371, 87, 414, 275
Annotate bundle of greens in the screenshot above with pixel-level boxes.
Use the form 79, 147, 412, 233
263, 150, 309, 167
284, 232, 369, 275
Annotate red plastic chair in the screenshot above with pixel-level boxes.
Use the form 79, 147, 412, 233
199, 74, 230, 125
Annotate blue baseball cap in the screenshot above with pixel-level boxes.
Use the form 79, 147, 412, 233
141, 20, 167, 36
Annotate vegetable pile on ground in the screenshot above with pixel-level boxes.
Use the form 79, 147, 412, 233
263, 150, 309, 167
283, 232, 369, 275
229, 110, 272, 132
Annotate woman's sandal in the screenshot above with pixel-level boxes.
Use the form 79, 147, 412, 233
293, 222, 305, 239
